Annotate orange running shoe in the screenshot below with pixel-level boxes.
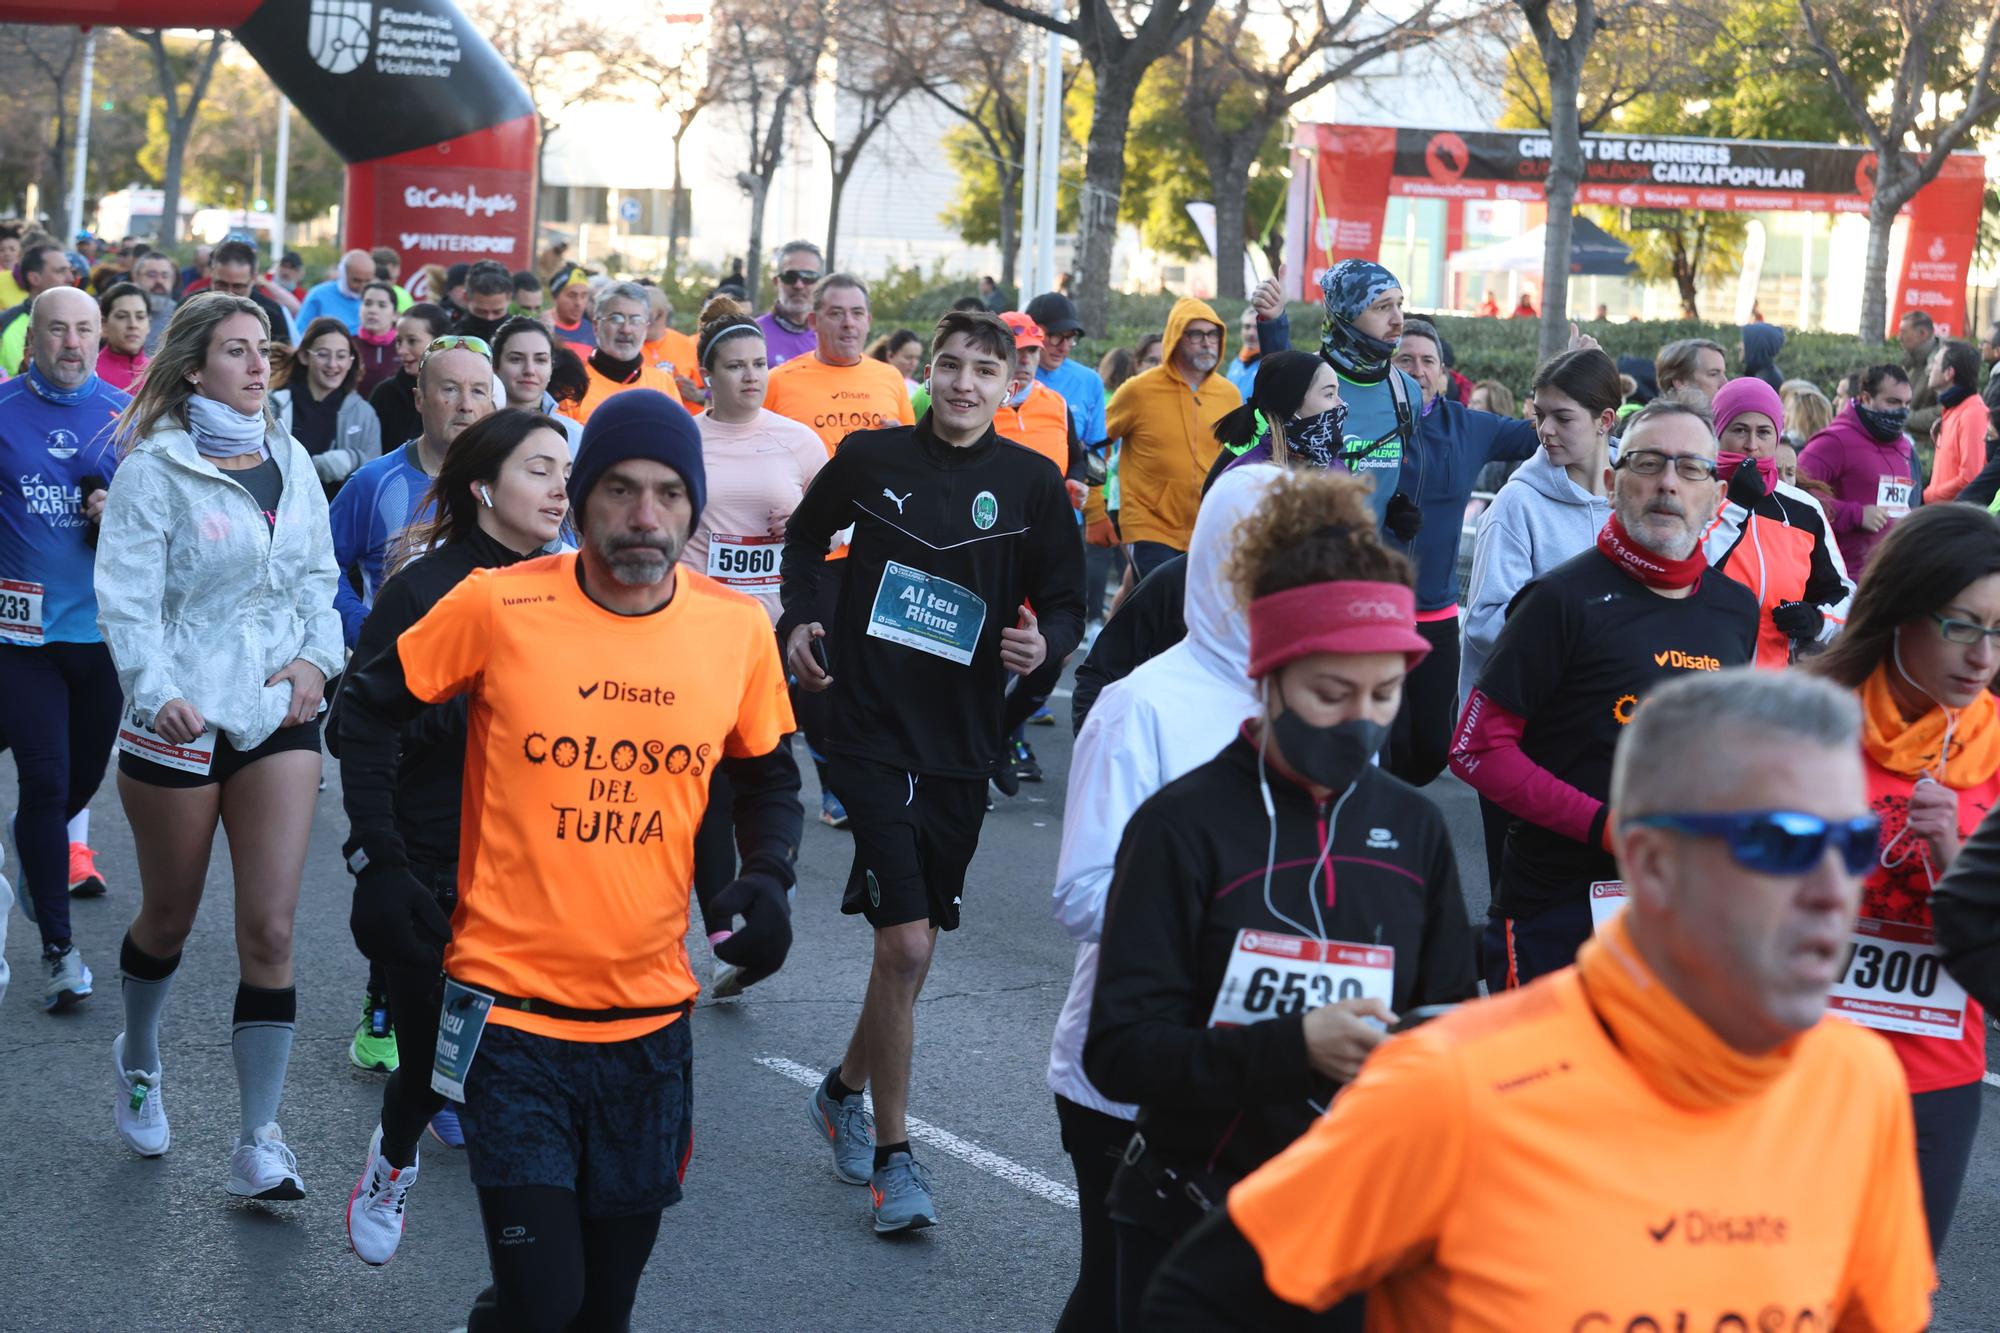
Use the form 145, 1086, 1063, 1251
68, 842, 107, 897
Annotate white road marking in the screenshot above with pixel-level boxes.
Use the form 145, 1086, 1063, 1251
1985, 1071, 1999, 1090
1049, 688, 1072, 699
755, 1055, 1079, 1210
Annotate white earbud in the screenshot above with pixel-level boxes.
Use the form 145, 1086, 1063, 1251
479, 485, 494, 508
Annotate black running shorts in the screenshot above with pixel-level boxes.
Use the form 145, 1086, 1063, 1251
828, 755, 987, 931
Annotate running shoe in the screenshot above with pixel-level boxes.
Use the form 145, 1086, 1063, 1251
112, 1031, 170, 1157
348, 995, 399, 1073
347, 1124, 419, 1266
809, 1079, 876, 1185
67, 842, 107, 897
228, 1122, 305, 1200
428, 1105, 465, 1149
869, 1151, 939, 1233
1012, 740, 1044, 784
819, 790, 850, 829
990, 751, 1020, 799
1029, 703, 1055, 726
43, 943, 92, 1011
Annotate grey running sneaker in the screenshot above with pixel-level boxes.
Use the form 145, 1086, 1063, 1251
869, 1151, 938, 1233
809, 1078, 875, 1185
44, 943, 92, 1011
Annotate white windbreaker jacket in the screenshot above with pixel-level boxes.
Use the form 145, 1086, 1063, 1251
1046, 463, 1278, 1118
95, 423, 345, 750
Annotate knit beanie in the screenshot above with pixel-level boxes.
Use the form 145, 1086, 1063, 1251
568, 388, 706, 523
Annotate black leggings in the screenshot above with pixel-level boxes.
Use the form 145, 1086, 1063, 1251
1385, 616, 1460, 787
1054, 1096, 1128, 1333
465, 1185, 662, 1332
1913, 1081, 1982, 1257
376, 860, 457, 1168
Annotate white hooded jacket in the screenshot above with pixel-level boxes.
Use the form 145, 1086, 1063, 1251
1047, 462, 1279, 1118
95, 423, 345, 750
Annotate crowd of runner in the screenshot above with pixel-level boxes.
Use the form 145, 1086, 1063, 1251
4, 219, 2000, 1329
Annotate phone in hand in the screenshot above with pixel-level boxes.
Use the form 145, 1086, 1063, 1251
1390, 1003, 1459, 1034
809, 636, 831, 675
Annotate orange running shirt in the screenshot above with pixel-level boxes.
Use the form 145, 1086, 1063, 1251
1228, 969, 1934, 1332
996, 381, 1071, 481
764, 353, 915, 456
565, 360, 686, 425
644, 329, 706, 407
395, 553, 795, 1042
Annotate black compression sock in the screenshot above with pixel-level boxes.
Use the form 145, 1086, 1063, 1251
823, 1067, 859, 1103
874, 1140, 911, 1171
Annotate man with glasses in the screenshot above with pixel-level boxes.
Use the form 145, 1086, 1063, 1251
1102, 296, 1240, 578
1150, 668, 1933, 1333
329, 336, 495, 646
565, 281, 683, 424
758, 240, 826, 368
200, 239, 297, 343
1451, 399, 1757, 992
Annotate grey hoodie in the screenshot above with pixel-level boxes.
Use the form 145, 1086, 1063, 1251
1458, 448, 1613, 709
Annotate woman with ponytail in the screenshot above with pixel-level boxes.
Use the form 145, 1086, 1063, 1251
1810, 503, 2000, 1257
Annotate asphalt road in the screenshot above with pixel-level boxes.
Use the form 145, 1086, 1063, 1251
1, 678, 1996, 1331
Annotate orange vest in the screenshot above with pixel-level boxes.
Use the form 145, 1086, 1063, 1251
564, 359, 685, 425
1715, 511, 1819, 669
996, 382, 1071, 481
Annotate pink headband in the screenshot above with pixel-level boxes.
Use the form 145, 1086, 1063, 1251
1247, 581, 1431, 679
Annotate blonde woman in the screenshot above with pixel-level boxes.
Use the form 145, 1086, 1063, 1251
1780, 378, 1833, 448
94, 292, 343, 1199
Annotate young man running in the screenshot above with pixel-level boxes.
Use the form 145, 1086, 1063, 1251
336, 389, 801, 1323
781, 310, 1086, 1232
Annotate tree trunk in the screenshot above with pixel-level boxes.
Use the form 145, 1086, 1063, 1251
1208, 137, 1259, 302
160, 132, 186, 249
668, 128, 689, 283
1536, 52, 1584, 360
997, 165, 1020, 290
1075, 63, 1141, 338
744, 174, 769, 311
1859, 169, 1909, 344
825, 165, 848, 270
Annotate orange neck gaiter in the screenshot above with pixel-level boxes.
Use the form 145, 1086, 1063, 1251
1576, 914, 1798, 1111
1861, 659, 2000, 787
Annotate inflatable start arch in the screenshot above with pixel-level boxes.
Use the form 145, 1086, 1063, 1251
4, 1, 538, 274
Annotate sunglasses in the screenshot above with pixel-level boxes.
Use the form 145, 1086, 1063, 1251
779, 269, 822, 286
1624, 810, 1883, 876
420, 334, 491, 374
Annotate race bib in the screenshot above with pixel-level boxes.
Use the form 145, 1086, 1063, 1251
1877, 476, 1913, 518
1207, 929, 1394, 1029
1827, 917, 1968, 1041
705, 534, 782, 590
0, 578, 44, 645
115, 707, 216, 776
866, 560, 986, 665
1589, 880, 1629, 934
431, 977, 496, 1104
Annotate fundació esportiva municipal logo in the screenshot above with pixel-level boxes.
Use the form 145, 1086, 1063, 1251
309, 0, 373, 75
971, 490, 998, 530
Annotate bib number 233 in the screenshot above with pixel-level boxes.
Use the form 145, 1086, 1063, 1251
1208, 930, 1393, 1029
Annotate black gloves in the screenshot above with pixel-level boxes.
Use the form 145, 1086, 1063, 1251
350, 856, 453, 969
709, 871, 794, 984
1385, 491, 1423, 543
1771, 600, 1824, 641
1726, 455, 1769, 509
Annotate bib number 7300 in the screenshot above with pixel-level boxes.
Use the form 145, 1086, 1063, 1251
1207, 930, 1394, 1029
1826, 917, 1967, 1041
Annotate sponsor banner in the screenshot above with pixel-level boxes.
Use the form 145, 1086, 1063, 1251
362, 155, 536, 274
1893, 152, 1984, 338
1291, 124, 1396, 300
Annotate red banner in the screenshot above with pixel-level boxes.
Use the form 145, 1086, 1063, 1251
1290, 124, 1396, 296
344, 116, 539, 274
1893, 153, 1984, 339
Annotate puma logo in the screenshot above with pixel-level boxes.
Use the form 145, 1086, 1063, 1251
577, 681, 600, 698
882, 488, 912, 513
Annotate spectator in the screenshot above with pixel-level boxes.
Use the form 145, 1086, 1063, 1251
364, 302, 451, 453
297, 248, 374, 333
757, 240, 824, 367
1798, 364, 1921, 574
1511, 291, 1538, 319
1924, 339, 1985, 503
1740, 322, 1786, 390
714, 258, 748, 300
1654, 337, 1727, 404
1898, 310, 1943, 440
978, 275, 1008, 314
353, 280, 402, 398
1476, 292, 1500, 318
96, 282, 151, 393
272, 315, 381, 493
508, 269, 544, 319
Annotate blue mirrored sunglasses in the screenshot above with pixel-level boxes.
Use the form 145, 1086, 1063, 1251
1624, 810, 1882, 876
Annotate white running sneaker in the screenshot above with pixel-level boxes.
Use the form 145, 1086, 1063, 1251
112, 1032, 169, 1157
346, 1125, 419, 1265
228, 1122, 305, 1200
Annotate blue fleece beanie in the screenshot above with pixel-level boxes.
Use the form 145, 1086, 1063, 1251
568, 388, 706, 523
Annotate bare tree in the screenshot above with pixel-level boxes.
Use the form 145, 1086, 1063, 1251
130, 29, 226, 248
1801, 0, 2000, 342
976, 0, 1217, 335
7, 28, 83, 233
805, 2, 932, 268
629, 10, 724, 281
913, 7, 1035, 287
1186, 1, 1453, 301
713, 0, 829, 309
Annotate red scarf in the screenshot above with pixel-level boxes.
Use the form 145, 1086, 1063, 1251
1596, 513, 1707, 590
1717, 451, 1779, 490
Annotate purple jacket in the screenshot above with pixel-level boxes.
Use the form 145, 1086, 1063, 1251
1797, 402, 1920, 573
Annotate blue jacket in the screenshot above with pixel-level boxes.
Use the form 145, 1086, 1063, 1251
1035, 358, 1107, 448
299, 279, 363, 333
327, 440, 434, 646
0, 369, 126, 642
1408, 397, 1538, 612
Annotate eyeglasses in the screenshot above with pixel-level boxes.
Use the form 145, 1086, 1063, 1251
1624, 810, 1883, 876
1930, 612, 2000, 645
1045, 330, 1080, 345
1181, 329, 1223, 346
779, 269, 822, 286
420, 334, 491, 374
597, 313, 643, 328
1615, 449, 1719, 482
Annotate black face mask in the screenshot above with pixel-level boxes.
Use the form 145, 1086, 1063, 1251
1854, 402, 1910, 443
1269, 705, 1385, 793
1282, 402, 1349, 470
